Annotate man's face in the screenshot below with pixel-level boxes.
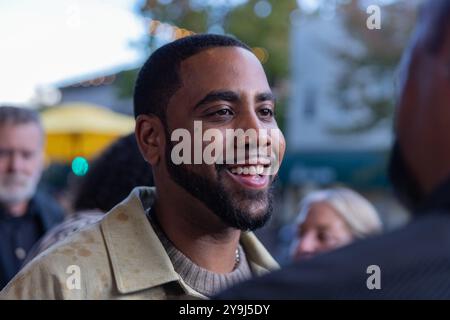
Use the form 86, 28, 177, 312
163, 47, 285, 231
0, 123, 44, 205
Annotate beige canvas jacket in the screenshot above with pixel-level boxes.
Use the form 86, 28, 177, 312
0, 187, 279, 300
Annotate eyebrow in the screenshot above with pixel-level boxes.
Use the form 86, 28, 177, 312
256, 92, 276, 104
194, 90, 275, 110
194, 90, 240, 110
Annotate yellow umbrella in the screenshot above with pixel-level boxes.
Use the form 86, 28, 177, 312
41, 103, 135, 163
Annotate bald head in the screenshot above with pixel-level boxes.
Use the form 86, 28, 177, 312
391, 0, 450, 209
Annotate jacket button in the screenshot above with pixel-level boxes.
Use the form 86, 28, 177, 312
15, 247, 26, 260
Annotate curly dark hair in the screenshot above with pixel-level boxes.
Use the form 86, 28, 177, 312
72, 133, 153, 212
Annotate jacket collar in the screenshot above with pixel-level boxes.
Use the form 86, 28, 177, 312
101, 187, 180, 295
101, 187, 279, 295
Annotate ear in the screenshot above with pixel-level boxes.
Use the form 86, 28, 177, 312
135, 114, 165, 166
437, 25, 450, 80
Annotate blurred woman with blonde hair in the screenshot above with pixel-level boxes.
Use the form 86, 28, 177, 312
290, 187, 382, 261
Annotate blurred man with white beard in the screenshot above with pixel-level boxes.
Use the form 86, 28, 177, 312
0, 106, 64, 288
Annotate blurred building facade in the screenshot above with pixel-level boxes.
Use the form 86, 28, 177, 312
277, 9, 409, 239
58, 72, 134, 116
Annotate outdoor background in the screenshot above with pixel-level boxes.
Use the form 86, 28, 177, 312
0, 0, 421, 263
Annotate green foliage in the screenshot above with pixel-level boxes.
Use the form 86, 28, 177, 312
114, 0, 295, 131
141, 0, 209, 32
225, 0, 297, 84
115, 69, 138, 100
331, 0, 416, 132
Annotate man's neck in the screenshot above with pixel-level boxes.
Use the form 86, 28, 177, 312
4, 201, 28, 218
153, 188, 241, 274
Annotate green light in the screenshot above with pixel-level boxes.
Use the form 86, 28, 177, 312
71, 157, 89, 176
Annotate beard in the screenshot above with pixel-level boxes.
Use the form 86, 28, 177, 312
388, 140, 425, 212
0, 172, 40, 205
164, 135, 274, 231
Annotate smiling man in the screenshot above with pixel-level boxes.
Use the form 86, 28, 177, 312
1, 34, 285, 299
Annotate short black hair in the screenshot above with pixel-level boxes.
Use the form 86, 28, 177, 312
420, 0, 450, 54
133, 34, 251, 121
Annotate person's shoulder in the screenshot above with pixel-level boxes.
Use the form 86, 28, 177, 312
28, 210, 104, 258
1, 220, 111, 300
218, 213, 450, 299
33, 190, 62, 207
32, 190, 65, 225
43, 218, 109, 267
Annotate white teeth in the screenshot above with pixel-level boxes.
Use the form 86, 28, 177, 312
231, 167, 244, 174
229, 166, 262, 176
257, 165, 264, 174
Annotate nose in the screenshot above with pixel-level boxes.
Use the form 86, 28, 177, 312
294, 233, 319, 261
239, 105, 263, 130
8, 152, 24, 172
236, 108, 272, 152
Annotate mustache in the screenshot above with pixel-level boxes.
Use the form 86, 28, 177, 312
215, 163, 227, 173
0, 173, 29, 184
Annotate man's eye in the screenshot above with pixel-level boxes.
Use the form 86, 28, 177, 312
0, 149, 10, 157
259, 108, 274, 118
22, 151, 33, 159
317, 232, 330, 243
210, 108, 234, 117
